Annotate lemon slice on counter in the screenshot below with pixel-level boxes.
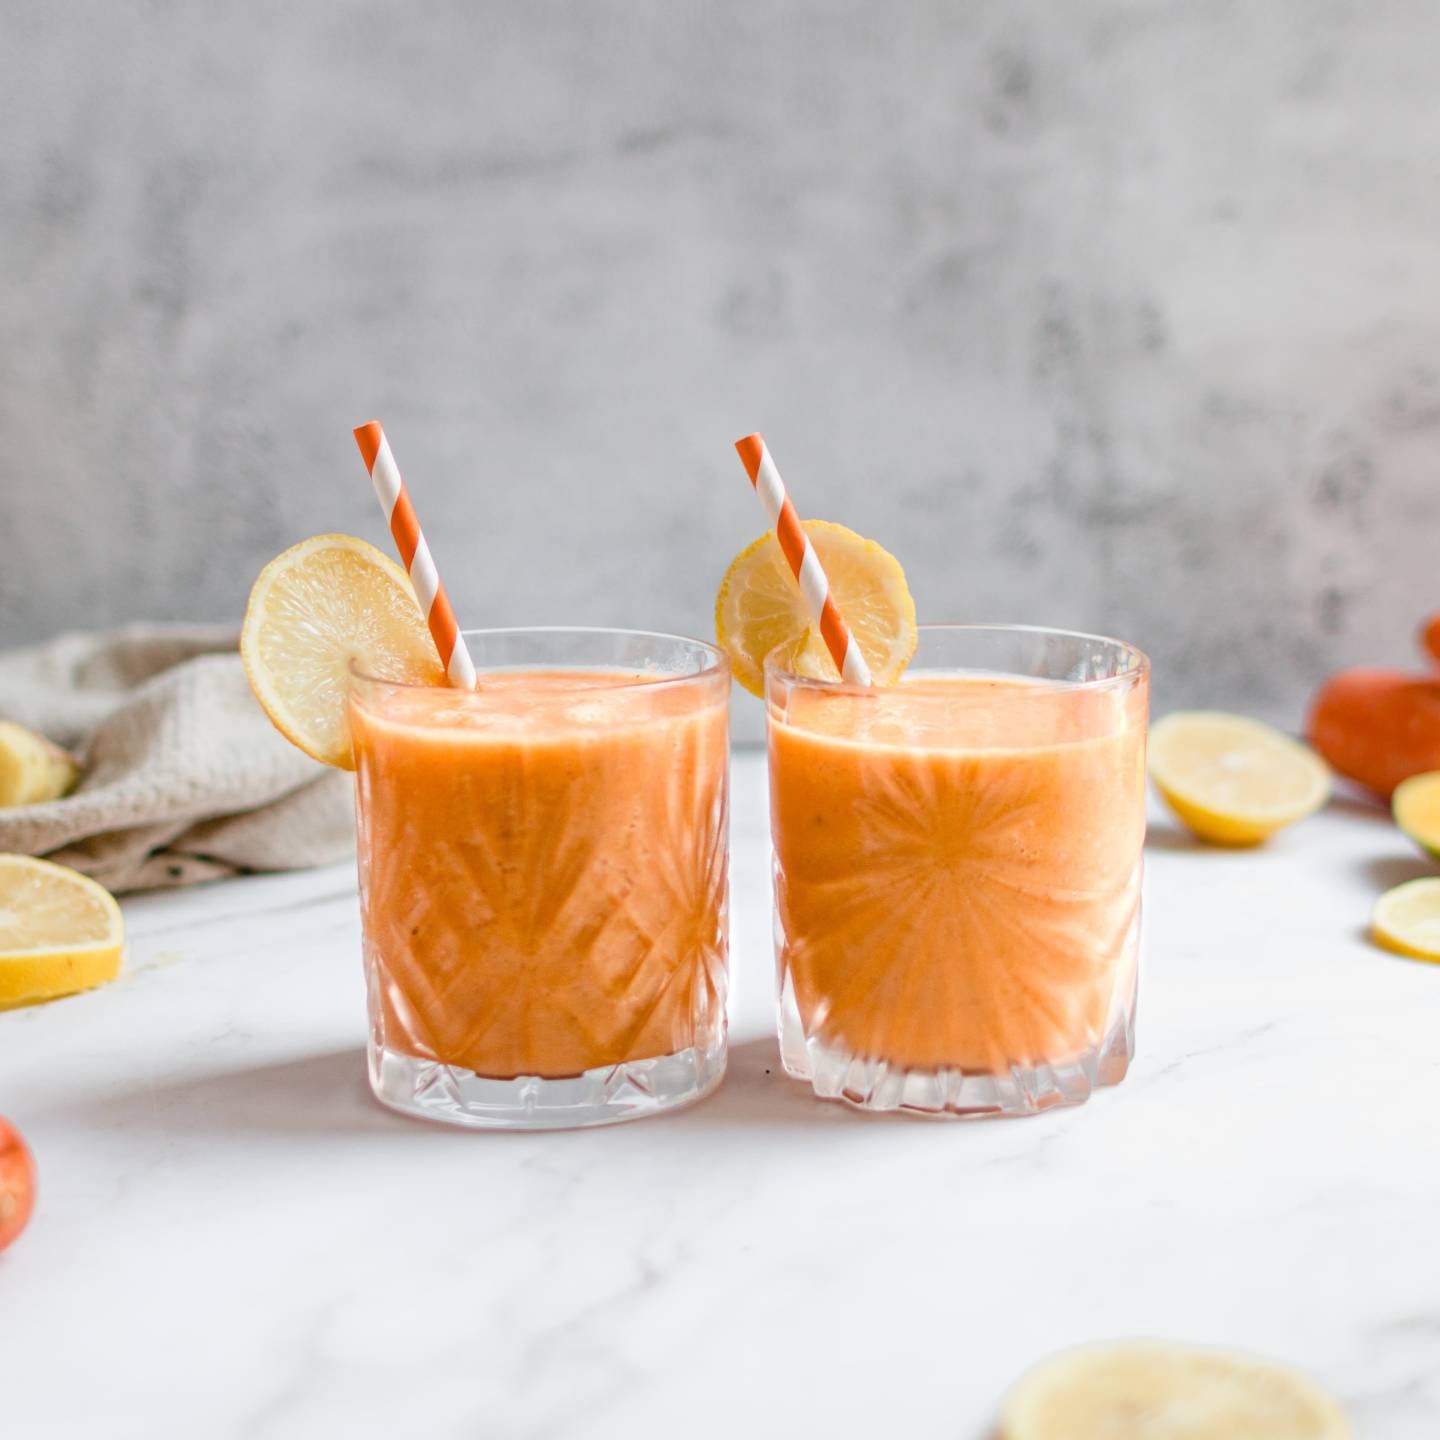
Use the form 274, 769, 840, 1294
1000, 1342, 1349, 1440
0, 721, 79, 808
1149, 711, 1331, 845
1392, 771, 1440, 862
714, 520, 917, 698
0, 854, 124, 1008
241, 534, 446, 770
1371, 877, 1440, 962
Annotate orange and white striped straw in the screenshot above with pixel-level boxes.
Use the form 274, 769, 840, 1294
734, 432, 872, 687
353, 421, 476, 690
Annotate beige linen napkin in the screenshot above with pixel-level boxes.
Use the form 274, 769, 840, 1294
0, 626, 354, 892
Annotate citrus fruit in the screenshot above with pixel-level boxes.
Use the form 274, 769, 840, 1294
1392, 771, 1440, 862
1421, 612, 1440, 665
1371, 876, 1440, 962
0, 721, 78, 809
0, 854, 124, 1007
0, 1118, 36, 1252
240, 534, 446, 770
1149, 711, 1331, 845
1000, 1342, 1348, 1440
714, 520, 917, 698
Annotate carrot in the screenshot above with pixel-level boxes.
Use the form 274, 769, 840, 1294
1423, 613, 1440, 666
1307, 667, 1440, 797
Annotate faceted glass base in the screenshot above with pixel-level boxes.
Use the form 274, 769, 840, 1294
778, 971, 1133, 1119
368, 1036, 727, 1131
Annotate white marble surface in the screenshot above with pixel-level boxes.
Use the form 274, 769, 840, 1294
1, 752, 1437, 1438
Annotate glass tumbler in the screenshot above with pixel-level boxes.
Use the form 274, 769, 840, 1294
350, 627, 730, 1129
767, 624, 1148, 1117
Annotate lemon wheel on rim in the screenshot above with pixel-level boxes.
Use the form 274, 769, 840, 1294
714, 520, 917, 698
240, 534, 446, 770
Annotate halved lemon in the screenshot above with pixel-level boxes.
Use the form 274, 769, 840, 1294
1371, 877, 1440, 962
241, 534, 446, 770
1149, 711, 1331, 846
0, 854, 124, 1008
1392, 771, 1440, 862
1001, 1342, 1349, 1440
714, 520, 917, 698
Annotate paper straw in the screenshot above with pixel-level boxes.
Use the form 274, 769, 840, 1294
353, 422, 477, 690
734, 432, 872, 686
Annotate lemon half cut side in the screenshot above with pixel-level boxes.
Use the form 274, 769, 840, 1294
0, 855, 124, 1007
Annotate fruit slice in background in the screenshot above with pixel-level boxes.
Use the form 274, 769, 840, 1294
0, 721, 79, 809
1371, 876, 1440, 962
0, 854, 123, 1007
1307, 667, 1440, 797
1000, 1342, 1349, 1440
715, 520, 917, 698
1393, 771, 1440, 862
1422, 612, 1440, 665
1149, 711, 1331, 845
241, 534, 446, 770
0, 1118, 36, 1252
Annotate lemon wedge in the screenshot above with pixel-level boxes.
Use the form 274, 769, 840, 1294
1149, 711, 1331, 845
241, 534, 446, 770
1371, 877, 1440, 962
0, 854, 124, 1007
0, 721, 79, 808
714, 520, 917, 698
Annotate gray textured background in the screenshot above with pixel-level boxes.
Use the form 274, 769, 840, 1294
4, 1, 1439, 741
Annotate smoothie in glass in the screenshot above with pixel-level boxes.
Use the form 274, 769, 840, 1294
767, 625, 1148, 1116
350, 628, 730, 1129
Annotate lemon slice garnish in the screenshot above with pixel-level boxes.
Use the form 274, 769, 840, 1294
714, 520, 917, 698
241, 534, 445, 770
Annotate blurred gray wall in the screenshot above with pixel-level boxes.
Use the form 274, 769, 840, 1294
4, 1, 1439, 741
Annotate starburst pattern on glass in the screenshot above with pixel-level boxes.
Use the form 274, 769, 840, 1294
352, 628, 730, 1129
767, 625, 1148, 1118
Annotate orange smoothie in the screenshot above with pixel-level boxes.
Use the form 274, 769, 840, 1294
769, 672, 1147, 1076
351, 669, 729, 1080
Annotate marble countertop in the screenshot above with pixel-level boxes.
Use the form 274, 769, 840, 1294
2, 752, 1437, 1438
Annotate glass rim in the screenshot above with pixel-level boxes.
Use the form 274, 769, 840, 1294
349, 625, 730, 693
764, 622, 1150, 695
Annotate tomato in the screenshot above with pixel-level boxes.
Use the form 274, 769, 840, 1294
0, 1117, 36, 1251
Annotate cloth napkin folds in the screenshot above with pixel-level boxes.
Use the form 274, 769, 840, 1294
0, 627, 354, 892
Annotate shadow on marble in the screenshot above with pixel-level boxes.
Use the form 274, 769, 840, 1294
1144, 823, 1214, 853
1326, 789, 1392, 822
1357, 854, 1438, 891
80, 1047, 412, 1139
76, 1036, 1014, 1140
70, 1040, 852, 1141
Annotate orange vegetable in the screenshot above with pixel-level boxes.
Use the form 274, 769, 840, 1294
0, 1117, 35, 1252
1308, 667, 1440, 797
1423, 613, 1440, 666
